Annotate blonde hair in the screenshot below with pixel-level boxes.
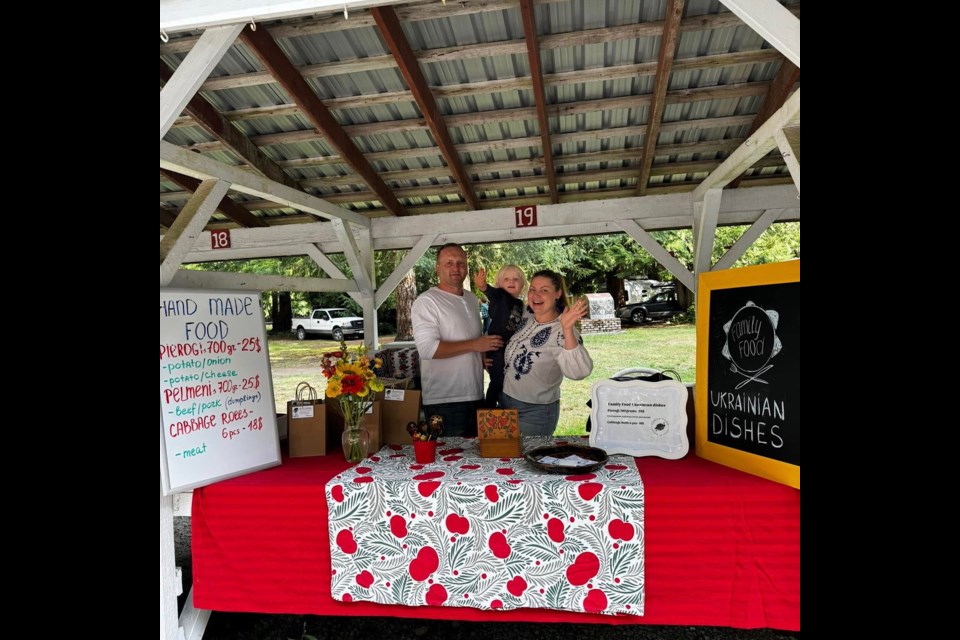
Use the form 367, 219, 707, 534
495, 265, 527, 293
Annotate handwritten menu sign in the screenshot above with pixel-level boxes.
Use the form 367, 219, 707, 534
159, 289, 279, 495
696, 261, 800, 489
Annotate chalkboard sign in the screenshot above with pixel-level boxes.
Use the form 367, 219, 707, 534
159, 289, 280, 495
695, 261, 800, 488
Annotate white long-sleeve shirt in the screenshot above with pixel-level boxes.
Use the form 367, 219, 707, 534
411, 287, 484, 405
502, 313, 593, 404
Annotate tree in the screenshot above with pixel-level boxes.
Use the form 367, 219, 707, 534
394, 270, 417, 340
271, 291, 292, 333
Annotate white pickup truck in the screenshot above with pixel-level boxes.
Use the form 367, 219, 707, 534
292, 308, 364, 341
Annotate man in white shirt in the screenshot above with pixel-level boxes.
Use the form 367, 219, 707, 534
412, 243, 504, 436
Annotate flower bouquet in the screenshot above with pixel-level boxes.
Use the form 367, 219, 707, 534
321, 340, 384, 463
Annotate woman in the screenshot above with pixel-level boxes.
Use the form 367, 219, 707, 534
501, 270, 593, 435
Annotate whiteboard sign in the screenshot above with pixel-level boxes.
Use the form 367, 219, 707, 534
588, 379, 689, 459
159, 289, 280, 495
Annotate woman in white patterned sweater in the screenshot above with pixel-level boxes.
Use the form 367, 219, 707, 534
501, 270, 593, 435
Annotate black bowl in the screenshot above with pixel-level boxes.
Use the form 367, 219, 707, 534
524, 444, 609, 474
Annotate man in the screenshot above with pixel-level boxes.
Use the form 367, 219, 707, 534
412, 243, 503, 436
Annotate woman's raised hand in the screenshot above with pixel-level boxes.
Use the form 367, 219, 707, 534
560, 297, 589, 331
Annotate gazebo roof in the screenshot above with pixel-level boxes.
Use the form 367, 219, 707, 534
160, 0, 800, 232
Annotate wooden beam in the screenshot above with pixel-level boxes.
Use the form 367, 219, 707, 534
187, 110, 754, 164
730, 60, 799, 188
774, 126, 800, 194
170, 269, 355, 293
519, 0, 557, 204
692, 88, 799, 199
693, 188, 722, 276
372, 7, 479, 211
160, 179, 230, 287
176, 79, 767, 141
175, 185, 798, 260
618, 219, 696, 291
375, 234, 437, 308
160, 169, 267, 228
239, 24, 407, 216
637, 0, 685, 196
160, 61, 296, 189
719, 0, 800, 68
714, 207, 784, 271
159, 206, 177, 228
160, 140, 371, 227
159, 24, 242, 139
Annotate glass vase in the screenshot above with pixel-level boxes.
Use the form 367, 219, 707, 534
342, 422, 370, 464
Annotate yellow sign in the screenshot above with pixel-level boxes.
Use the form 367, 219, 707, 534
696, 261, 800, 489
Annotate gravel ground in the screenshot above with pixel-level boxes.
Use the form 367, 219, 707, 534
174, 518, 799, 640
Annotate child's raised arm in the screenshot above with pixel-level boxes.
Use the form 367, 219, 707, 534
473, 267, 489, 292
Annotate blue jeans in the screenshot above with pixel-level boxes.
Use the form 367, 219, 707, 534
500, 394, 560, 436
421, 401, 481, 437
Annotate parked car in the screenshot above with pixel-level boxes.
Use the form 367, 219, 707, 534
292, 308, 364, 341
615, 288, 684, 324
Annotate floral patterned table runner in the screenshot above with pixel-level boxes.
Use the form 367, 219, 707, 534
325, 436, 644, 615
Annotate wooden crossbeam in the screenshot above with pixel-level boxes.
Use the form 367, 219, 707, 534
519, 0, 557, 203
160, 169, 267, 228
637, 0, 685, 196
372, 6, 479, 211
239, 24, 407, 216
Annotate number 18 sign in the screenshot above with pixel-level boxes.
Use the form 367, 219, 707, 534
514, 205, 537, 228
211, 229, 231, 249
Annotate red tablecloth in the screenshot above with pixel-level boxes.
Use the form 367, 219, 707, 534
192, 450, 799, 630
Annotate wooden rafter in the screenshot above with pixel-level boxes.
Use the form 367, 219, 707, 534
637, 0, 685, 196
159, 206, 177, 228
162, 153, 786, 206
160, 169, 267, 228
163, 6, 799, 91
159, 61, 295, 189
173, 70, 773, 129
730, 60, 800, 188
238, 24, 407, 217
177, 83, 767, 165
371, 6, 479, 211
174, 79, 770, 136
519, 0, 557, 204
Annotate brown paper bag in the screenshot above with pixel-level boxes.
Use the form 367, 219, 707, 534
287, 382, 327, 457
378, 378, 422, 446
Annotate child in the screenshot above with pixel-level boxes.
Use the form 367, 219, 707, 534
474, 265, 526, 407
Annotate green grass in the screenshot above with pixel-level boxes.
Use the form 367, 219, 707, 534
265, 324, 697, 436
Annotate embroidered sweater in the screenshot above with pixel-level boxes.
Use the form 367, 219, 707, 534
502, 312, 593, 405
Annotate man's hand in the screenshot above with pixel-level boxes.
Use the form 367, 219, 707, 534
476, 334, 503, 352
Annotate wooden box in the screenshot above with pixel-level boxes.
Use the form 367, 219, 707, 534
477, 409, 521, 458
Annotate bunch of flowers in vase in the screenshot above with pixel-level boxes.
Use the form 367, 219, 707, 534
321, 340, 384, 463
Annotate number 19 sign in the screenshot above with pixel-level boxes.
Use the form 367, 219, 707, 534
515, 205, 537, 228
